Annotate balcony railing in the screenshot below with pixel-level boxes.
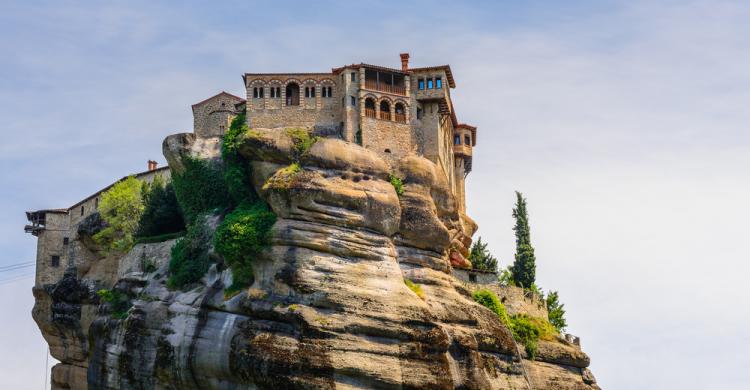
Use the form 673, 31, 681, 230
394, 113, 406, 123
379, 111, 391, 121
365, 80, 406, 95
365, 108, 376, 118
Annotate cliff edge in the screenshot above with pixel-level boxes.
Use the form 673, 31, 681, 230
32, 130, 598, 389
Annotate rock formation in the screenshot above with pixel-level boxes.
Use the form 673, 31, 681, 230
33, 130, 599, 389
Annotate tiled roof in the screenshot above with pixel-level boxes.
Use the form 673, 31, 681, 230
332, 63, 408, 75
191, 91, 245, 109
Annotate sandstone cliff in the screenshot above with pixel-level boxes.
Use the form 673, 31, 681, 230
33, 130, 598, 389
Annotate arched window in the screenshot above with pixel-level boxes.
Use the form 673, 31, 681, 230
286, 83, 300, 106
379, 100, 391, 121
364, 98, 376, 118
394, 102, 406, 123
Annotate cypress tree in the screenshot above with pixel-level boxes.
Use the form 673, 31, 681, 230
512, 191, 536, 288
468, 237, 498, 272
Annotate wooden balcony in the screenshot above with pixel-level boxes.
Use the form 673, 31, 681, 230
365, 108, 376, 118
379, 111, 391, 121
394, 113, 406, 123
365, 79, 406, 96
453, 143, 472, 157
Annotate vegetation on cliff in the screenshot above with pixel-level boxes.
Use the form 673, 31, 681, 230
136, 176, 184, 238
171, 157, 232, 225
96, 288, 131, 319
167, 217, 214, 289
403, 278, 425, 299
93, 176, 144, 253
472, 287, 557, 360
468, 237, 498, 272
167, 110, 276, 291
214, 201, 275, 294
389, 174, 404, 196
512, 191, 536, 288
546, 290, 567, 332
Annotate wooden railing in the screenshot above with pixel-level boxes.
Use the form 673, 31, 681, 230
379, 111, 391, 121
365, 80, 406, 95
394, 113, 406, 123
365, 108, 376, 118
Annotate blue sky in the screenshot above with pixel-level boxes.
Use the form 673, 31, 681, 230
2, 1, 749, 388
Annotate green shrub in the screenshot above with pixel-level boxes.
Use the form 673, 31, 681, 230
404, 278, 425, 299
389, 174, 404, 196
472, 289, 510, 325
546, 291, 567, 333
498, 267, 516, 286
262, 163, 301, 191
97, 289, 131, 319
222, 110, 257, 204
285, 128, 318, 159
93, 176, 144, 253
171, 157, 232, 224
509, 314, 557, 360
468, 237, 498, 272
167, 218, 214, 289
137, 176, 185, 237
214, 201, 276, 291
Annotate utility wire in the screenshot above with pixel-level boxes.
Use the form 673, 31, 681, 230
0, 272, 34, 285
0, 260, 35, 270
0, 262, 35, 272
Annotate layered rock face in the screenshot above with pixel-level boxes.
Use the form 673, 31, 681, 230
34, 131, 598, 389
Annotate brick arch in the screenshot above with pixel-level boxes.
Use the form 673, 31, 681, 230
283, 78, 302, 87
249, 79, 267, 87
319, 78, 335, 85
393, 99, 408, 123
268, 79, 283, 86
393, 98, 408, 107
302, 78, 318, 86
377, 96, 393, 106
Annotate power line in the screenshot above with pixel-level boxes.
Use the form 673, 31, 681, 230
0, 261, 36, 271
0, 272, 34, 285
0, 263, 35, 272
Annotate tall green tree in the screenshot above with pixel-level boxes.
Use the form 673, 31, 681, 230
93, 176, 144, 252
546, 290, 567, 332
512, 191, 536, 288
468, 237, 498, 272
136, 176, 185, 237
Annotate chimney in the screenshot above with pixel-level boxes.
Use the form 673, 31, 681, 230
147, 160, 158, 171
400, 53, 410, 71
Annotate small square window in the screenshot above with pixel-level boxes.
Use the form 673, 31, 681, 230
436, 78, 442, 89
427, 79, 434, 89
418, 79, 424, 90
469, 273, 477, 282
63, 237, 69, 245
351, 72, 356, 82
51, 255, 60, 267
454, 135, 461, 145
350, 96, 356, 106
465, 135, 471, 145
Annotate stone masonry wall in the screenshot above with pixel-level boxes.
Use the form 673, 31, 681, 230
193, 93, 245, 137
34, 169, 171, 288
246, 75, 341, 133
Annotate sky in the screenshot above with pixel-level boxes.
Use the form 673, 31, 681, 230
1, 0, 749, 388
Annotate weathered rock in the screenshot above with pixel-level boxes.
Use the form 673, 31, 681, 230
37, 131, 599, 389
